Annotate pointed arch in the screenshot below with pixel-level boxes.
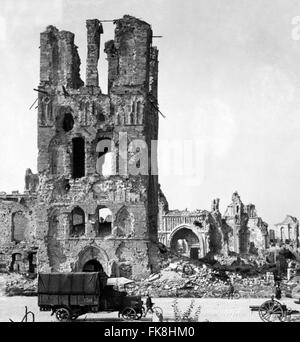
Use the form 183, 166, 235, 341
168, 224, 207, 259
74, 246, 110, 275
95, 205, 113, 237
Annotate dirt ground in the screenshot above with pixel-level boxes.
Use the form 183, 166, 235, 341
1, 296, 300, 322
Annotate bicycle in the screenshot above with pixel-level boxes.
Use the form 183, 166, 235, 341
140, 304, 163, 318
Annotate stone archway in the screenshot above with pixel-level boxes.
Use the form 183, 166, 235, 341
169, 224, 207, 259
74, 246, 110, 276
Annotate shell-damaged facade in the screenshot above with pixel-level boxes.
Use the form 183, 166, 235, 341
33, 16, 159, 279
1, 16, 296, 281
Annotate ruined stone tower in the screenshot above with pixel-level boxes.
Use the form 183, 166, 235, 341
36, 16, 160, 279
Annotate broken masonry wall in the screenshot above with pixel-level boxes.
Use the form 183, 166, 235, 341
248, 217, 268, 255
158, 194, 270, 258
86, 19, 103, 87
273, 216, 299, 247
0, 196, 38, 273
107, 16, 160, 270
223, 192, 269, 255
111, 15, 152, 90
25, 169, 39, 194
40, 26, 84, 88
35, 16, 160, 279
37, 88, 111, 175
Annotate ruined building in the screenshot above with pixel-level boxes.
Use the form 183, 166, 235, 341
158, 191, 269, 258
223, 192, 269, 255
0, 16, 160, 280
270, 215, 299, 248
0, 16, 295, 275
158, 192, 226, 259
0, 189, 37, 274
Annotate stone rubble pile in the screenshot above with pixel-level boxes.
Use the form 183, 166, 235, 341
0, 247, 297, 298
4, 273, 37, 296
128, 253, 295, 298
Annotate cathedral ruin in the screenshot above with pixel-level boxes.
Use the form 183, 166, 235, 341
0, 16, 299, 280
158, 191, 270, 260
0, 16, 160, 280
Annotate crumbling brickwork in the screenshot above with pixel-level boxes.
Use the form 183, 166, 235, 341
270, 215, 300, 248
35, 16, 160, 280
0, 15, 279, 277
0, 191, 37, 273
158, 191, 269, 258
223, 192, 269, 255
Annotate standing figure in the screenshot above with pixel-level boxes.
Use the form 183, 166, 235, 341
275, 282, 282, 300
228, 281, 235, 299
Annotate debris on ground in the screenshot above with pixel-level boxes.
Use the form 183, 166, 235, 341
0, 246, 299, 298
126, 249, 299, 299
2, 273, 37, 296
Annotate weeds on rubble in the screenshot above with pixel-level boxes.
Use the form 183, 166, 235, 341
172, 299, 201, 322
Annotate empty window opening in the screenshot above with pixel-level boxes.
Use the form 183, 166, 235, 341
72, 137, 85, 179
63, 179, 71, 192
95, 207, 112, 238
96, 139, 114, 176
70, 207, 85, 237
28, 252, 37, 274
63, 113, 74, 132
97, 111, 105, 122
10, 253, 22, 272
193, 220, 202, 228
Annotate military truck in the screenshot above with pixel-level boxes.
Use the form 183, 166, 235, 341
38, 272, 143, 321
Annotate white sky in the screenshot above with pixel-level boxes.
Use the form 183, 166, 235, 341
1, 0, 300, 228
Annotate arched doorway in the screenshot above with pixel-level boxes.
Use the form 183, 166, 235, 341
82, 259, 104, 272
74, 246, 110, 275
170, 227, 203, 260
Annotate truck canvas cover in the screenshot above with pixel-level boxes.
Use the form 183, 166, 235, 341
38, 272, 107, 295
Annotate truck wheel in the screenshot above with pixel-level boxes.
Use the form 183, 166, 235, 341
121, 307, 137, 321
135, 308, 144, 320
55, 307, 72, 322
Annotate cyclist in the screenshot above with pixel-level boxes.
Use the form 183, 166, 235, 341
145, 294, 154, 315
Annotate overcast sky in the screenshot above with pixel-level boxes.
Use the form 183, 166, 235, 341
1, 0, 300, 227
